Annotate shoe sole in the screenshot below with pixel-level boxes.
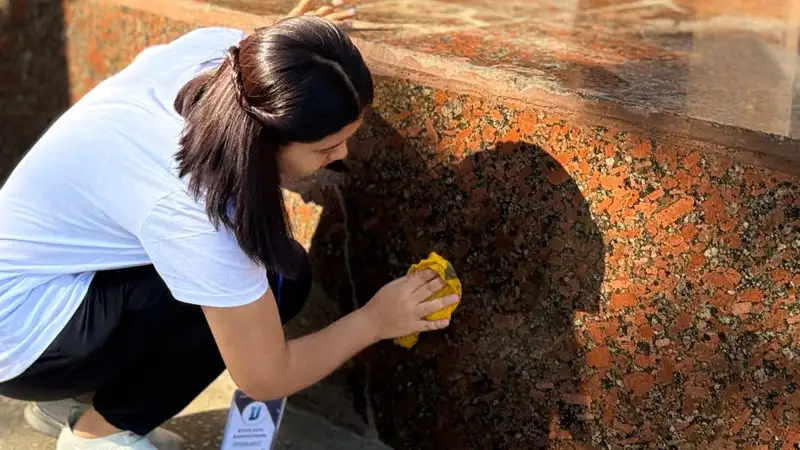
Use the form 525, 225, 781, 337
24, 403, 64, 438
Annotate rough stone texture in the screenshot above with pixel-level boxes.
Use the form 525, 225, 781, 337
2, 0, 800, 449
304, 78, 800, 449
0, 0, 71, 181
63, 3, 197, 101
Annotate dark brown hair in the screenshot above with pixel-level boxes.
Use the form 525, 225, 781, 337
173, 16, 373, 278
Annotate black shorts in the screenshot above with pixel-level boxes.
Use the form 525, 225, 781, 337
0, 241, 312, 435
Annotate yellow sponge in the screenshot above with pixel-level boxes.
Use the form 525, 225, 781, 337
393, 252, 462, 349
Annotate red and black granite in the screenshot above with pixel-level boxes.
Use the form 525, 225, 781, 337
7, 0, 800, 447
305, 77, 800, 449
0, 0, 71, 180
192, 0, 800, 142
63, 3, 196, 100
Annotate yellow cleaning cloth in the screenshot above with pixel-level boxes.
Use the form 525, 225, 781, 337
393, 252, 462, 349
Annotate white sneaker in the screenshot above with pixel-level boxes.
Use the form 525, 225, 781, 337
24, 399, 90, 437
57, 427, 184, 450
26, 399, 183, 450
57, 427, 160, 450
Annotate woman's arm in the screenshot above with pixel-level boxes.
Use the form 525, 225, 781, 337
203, 269, 458, 401
203, 288, 375, 399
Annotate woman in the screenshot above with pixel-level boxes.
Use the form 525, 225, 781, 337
0, 2, 459, 449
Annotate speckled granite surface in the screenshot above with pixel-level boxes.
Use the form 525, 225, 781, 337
2, 0, 799, 448
191, 0, 800, 145
63, 3, 197, 100
0, 0, 71, 181
305, 78, 800, 449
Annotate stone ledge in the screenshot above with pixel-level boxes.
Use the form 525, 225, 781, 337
90, 0, 800, 174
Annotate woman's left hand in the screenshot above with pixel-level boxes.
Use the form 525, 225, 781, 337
287, 0, 357, 24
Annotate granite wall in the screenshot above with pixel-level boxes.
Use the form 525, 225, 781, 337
3, 1, 800, 448
307, 79, 800, 449
0, 0, 71, 181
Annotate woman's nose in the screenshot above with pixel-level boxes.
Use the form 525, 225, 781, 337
329, 143, 348, 162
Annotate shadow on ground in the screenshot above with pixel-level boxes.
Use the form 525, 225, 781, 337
165, 410, 227, 450
167, 406, 388, 450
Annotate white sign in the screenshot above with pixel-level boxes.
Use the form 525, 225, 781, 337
220, 390, 287, 450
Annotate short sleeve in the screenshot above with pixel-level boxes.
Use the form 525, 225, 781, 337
137, 190, 269, 307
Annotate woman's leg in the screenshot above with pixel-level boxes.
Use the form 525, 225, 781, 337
0, 265, 226, 436
0, 242, 312, 437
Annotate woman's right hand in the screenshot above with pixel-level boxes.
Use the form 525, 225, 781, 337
287, 0, 357, 23
361, 269, 460, 341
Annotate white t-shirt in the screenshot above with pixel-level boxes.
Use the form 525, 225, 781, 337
0, 27, 270, 382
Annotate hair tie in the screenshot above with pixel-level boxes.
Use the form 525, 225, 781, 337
227, 46, 276, 126
227, 47, 250, 110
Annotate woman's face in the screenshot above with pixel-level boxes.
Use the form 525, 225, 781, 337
278, 118, 363, 183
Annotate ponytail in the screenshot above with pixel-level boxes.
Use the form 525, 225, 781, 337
174, 46, 295, 277
173, 16, 374, 278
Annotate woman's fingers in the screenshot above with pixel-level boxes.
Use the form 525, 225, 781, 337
412, 275, 446, 301
288, 0, 356, 24
405, 269, 439, 291
415, 319, 451, 333
417, 295, 459, 317
288, 0, 314, 16
314, 5, 334, 16
324, 8, 357, 21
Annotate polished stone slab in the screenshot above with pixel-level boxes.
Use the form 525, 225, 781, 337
192, 0, 800, 142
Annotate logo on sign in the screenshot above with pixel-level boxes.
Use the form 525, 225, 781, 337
242, 402, 268, 426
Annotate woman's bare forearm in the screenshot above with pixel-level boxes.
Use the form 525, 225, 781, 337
253, 308, 379, 399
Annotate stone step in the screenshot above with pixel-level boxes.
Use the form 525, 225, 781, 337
0, 393, 389, 450
56, 0, 800, 172
170, 358, 388, 450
